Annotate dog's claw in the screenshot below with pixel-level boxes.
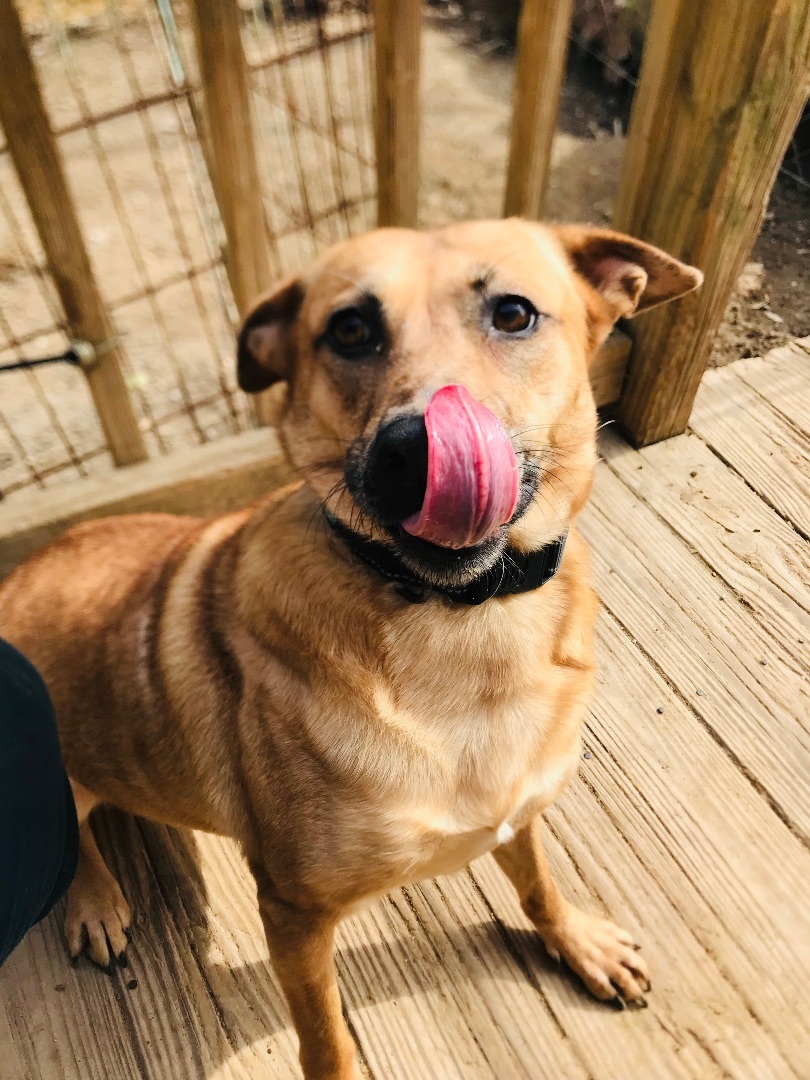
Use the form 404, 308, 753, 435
117, 951, 129, 968
611, 993, 627, 1011
89, 956, 116, 978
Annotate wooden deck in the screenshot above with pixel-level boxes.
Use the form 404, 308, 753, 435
2, 342, 809, 1080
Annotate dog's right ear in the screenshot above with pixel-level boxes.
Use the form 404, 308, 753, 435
237, 277, 305, 393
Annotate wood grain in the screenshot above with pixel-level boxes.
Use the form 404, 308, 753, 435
0, 429, 289, 580
600, 428, 810, 667
371, 0, 421, 227
0, 0, 146, 467
732, 341, 810, 439
503, 0, 573, 219
612, 0, 810, 446
690, 363, 810, 538
190, 0, 276, 426
582, 462, 810, 841
589, 328, 630, 408
469, 571, 810, 1078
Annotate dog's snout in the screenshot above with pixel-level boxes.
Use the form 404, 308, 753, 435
365, 415, 429, 523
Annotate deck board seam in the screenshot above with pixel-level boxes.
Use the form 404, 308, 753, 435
547, 802, 767, 1072
586, 499, 809, 753
575, 745, 801, 1078
594, 603, 809, 851
460, 870, 592, 1064
686, 426, 810, 544
683, 1025, 737, 1080
106, 973, 154, 1080
599, 445, 810, 670
577, 726, 805, 1038
395, 884, 501, 1076
732, 356, 810, 440
130, 817, 242, 1065
342, 1008, 375, 1080
540, 815, 712, 1052
734, 367, 810, 442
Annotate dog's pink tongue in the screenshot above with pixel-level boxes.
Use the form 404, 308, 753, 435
403, 384, 519, 549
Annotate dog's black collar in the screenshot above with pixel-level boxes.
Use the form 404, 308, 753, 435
325, 512, 567, 606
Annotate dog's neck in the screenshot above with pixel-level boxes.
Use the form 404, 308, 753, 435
324, 512, 567, 606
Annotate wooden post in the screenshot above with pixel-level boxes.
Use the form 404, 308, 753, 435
0, 0, 147, 466
503, 0, 573, 219
371, 0, 421, 227
190, 0, 276, 425
613, 0, 810, 447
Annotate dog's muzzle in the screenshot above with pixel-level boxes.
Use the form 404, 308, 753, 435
361, 385, 519, 550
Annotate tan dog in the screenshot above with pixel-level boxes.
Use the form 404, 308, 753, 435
0, 220, 701, 1080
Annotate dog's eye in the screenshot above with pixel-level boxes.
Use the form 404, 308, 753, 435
326, 308, 375, 355
492, 296, 538, 335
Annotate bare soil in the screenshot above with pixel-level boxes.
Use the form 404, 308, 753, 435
420, 19, 809, 366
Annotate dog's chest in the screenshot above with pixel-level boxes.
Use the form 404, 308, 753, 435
363, 696, 581, 885
404, 749, 577, 880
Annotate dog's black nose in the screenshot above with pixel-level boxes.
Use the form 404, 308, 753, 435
365, 414, 429, 523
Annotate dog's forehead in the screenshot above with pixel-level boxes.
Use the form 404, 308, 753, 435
302, 222, 576, 325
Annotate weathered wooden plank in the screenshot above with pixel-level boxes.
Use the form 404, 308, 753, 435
0, 0, 146, 466
0, 1009, 25, 1080
0, 429, 289, 581
582, 461, 810, 840
472, 609, 810, 1078
503, 0, 573, 219
612, 0, 810, 445
600, 429, 810, 668
132, 823, 304, 1078
732, 341, 810, 439
190, 0, 276, 426
371, 0, 421, 227
690, 364, 810, 538
338, 878, 589, 1080
590, 328, 630, 408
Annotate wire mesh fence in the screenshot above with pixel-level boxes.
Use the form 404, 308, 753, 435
1, 0, 805, 503
0, 0, 374, 500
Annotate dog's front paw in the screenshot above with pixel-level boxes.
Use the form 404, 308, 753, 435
65, 862, 132, 972
537, 904, 650, 1007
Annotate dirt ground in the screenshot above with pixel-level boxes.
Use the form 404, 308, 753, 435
420, 20, 809, 364
0, 8, 807, 501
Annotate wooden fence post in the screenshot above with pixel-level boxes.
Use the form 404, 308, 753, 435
612, 0, 810, 447
190, 0, 276, 425
503, 0, 573, 219
371, 0, 421, 227
0, 0, 147, 466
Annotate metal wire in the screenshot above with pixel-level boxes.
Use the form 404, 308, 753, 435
0, 0, 374, 501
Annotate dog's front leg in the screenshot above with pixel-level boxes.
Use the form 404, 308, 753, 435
493, 815, 650, 1008
254, 877, 358, 1080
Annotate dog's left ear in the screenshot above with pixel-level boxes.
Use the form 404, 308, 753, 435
237, 277, 305, 393
554, 225, 703, 322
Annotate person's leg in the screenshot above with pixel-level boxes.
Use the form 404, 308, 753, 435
0, 637, 78, 966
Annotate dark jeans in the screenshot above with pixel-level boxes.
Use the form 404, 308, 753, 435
0, 638, 78, 966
